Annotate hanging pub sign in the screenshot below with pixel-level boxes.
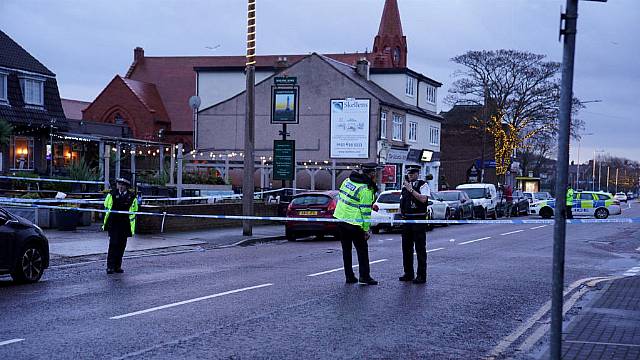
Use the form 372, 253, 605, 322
271, 87, 299, 124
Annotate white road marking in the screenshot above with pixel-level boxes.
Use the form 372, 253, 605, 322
623, 266, 640, 276
458, 237, 491, 245
413, 248, 445, 256
500, 230, 524, 236
449, 239, 456, 242
0, 339, 24, 346
110, 283, 273, 319
307, 259, 388, 277
530, 225, 547, 230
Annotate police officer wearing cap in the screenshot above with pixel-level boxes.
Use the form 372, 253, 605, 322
333, 162, 380, 285
103, 177, 138, 274
399, 166, 431, 284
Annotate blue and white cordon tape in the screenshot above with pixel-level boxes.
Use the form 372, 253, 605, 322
1, 201, 639, 225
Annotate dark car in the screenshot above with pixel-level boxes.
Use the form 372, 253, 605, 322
433, 190, 474, 220
285, 191, 339, 241
0, 207, 50, 283
510, 190, 530, 217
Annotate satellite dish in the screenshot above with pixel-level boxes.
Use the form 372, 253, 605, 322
188, 95, 201, 110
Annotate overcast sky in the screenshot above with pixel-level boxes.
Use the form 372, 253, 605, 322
1, 0, 638, 162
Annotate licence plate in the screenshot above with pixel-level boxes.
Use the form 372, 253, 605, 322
298, 211, 318, 216
387, 209, 398, 213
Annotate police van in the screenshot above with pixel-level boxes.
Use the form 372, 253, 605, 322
529, 191, 622, 219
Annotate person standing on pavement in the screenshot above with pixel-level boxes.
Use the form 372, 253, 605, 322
103, 178, 138, 274
399, 167, 431, 284
333, 163, 380, 285
566, 185, 575, 219
503, 184, 513, 218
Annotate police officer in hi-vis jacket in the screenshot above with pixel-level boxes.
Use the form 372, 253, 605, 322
103, 177, 138, 274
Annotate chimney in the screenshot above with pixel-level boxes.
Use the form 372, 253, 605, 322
356, 58, 370, 80
134, 47, 144, 63
275, 56, 289, 68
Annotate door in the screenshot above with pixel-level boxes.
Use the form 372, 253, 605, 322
574, 193, 596, 217
0, 212, 15, 270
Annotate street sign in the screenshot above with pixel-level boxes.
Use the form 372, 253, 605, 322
273, 140, 295, 180
475, 159, 496, 169
274, 77, 297, 86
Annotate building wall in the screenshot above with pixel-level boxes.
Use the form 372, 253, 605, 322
370, 73, 412, 106
197, 70, 274, 110
82, 79, 159, 141
198, 55, 381, 164
439, 124, 497, 189
417, 81, 437, 113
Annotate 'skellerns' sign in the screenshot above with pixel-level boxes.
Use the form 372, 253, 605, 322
330, 99, 370, 159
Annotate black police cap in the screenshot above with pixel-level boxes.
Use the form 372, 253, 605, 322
360, 162, 382, 172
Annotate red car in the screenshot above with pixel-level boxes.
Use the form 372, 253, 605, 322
285, 191, 339, 241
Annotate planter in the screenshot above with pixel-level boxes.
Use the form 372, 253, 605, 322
56, 209, 80, 231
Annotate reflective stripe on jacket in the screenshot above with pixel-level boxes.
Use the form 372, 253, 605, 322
566, 188, 575, 206
333, 178, 374, 231
103, 193, 139, 235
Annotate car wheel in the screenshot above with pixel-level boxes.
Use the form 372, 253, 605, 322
478, 208, 486, 220
371, 226, 380, 234
285, 229, 297, 242
594, 208, 609, 219
540, 207, 553, 219
11, 242, 45, 283
491, 209, 497, 220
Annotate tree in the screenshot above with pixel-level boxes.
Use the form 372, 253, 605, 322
0, 118, 13, 147
446, 50, 583, 177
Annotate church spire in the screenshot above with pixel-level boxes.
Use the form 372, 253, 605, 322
372, 0, 407, 68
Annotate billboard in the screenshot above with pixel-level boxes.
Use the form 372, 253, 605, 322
330, 99, 370, 159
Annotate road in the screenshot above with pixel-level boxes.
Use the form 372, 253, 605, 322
1, 202, 639, 359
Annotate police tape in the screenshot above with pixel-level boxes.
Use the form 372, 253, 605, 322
1, 201, 639, 225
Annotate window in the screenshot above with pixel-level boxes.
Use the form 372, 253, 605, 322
0, 73, 7, 103
405, 76, 415, 97
429, 126, 440, 146
578, 193, 594, 201
11, 136, 34, 170
408, 121, 417, 142
19, 77, 44, 106
380, 112, 387, 139
425, 85, 436, 104
392, 114, 404, 141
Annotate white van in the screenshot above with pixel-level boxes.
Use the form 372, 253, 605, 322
456, 183, 498, 219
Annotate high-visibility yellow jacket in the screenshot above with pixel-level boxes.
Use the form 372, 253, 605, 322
103, 192, 138, 236
566, 188, 575, 206
333, 176, 374, 231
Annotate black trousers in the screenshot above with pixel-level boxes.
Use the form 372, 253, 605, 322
338, 222, 370, 280
402, 223, 427, 278
566, 205, 573, 219
107, 232, 128, 270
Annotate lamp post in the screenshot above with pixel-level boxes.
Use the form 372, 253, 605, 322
550, 1, 608, 359
575, 132, 593, 189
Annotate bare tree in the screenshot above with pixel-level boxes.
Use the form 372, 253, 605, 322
446, 50, 583, 177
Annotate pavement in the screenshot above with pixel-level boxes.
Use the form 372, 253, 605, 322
556, 275, 640, 360
46, 223, 287, 259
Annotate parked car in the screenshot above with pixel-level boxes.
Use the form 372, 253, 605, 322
626, 192, 635, 200
285, 191, 339, 241
0, 207, 50, 283
530, 191, 622, 219
614, 192, 628, 203
510, 190, 531, 217
371, 190, 401, 234
433, 190, 474, 219
456, 183, 498, 219
523, 191, 552, 204
428, 198, 452, 221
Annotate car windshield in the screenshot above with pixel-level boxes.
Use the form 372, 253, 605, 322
460, 188, 486, 199
436, 192, 460, 201
291, 195, 331, 206
377, 193, 400, 204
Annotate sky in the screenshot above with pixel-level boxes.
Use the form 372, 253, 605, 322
1, 0, 638, 163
